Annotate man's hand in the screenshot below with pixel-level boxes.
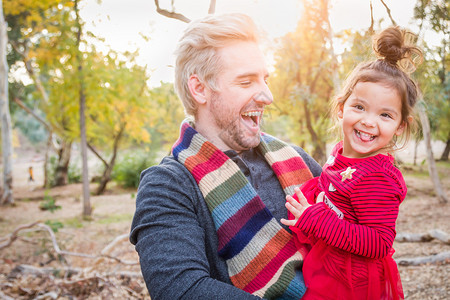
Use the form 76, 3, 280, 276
280, 189, 324, 227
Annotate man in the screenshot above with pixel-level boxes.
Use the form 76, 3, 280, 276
130, 13, 322, 299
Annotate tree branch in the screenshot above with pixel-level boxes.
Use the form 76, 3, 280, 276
13, 97, 51, 132
87, 143, 108, 167
0, 221, 40, 250
154, 0, 190, 23
396, 251, 450, 266
0, 222, 138, 265
369, 0, 374, 34
396, 229, 450, 244
379, 0, 397, 26
208, 0, 216, 14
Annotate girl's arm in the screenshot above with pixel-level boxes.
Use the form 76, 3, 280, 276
283, 172, 402, 259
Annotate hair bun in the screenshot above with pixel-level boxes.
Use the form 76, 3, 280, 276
373, 27, 423, 73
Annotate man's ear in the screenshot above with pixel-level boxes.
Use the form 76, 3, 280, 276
188, 75, 208, 105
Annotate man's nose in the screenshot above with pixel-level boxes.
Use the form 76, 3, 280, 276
254, 84, 273, 105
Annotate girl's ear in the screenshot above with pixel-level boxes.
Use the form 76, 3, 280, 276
395, 116, 412, 136
337, 101, 344, 119
188, 75, 209, 105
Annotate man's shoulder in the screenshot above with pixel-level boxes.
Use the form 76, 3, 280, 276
139, 155, 195, 186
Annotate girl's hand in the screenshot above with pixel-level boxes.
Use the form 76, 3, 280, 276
280, 187, 313, 227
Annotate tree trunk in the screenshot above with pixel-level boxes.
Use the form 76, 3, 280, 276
54, 140, 72, 186
75, 0, 91, 217
95, 126, 124, 195
418, 102, 448, 203
413, 136, 419, 166
440, 135, 450, 161
0, 2, 13, 205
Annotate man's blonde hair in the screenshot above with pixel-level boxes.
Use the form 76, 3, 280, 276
174, 13, 259, 118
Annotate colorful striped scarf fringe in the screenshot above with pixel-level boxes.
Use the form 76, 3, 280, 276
172, 121, 313, 299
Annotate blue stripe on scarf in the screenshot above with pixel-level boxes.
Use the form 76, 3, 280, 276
211, 182, 257, 228
172, 126, 196, 159
218, 207, 272, 260
278, 270, 306, 300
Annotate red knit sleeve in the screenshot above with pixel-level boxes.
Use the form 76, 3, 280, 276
295, 172, 403, 259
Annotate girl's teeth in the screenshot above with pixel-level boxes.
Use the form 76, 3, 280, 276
356, 130, 375, 141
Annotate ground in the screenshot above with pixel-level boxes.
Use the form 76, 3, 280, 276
0, 143, 449, 299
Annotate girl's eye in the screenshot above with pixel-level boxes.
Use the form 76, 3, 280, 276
354, 104, 364, 110
381, 113, 392, 119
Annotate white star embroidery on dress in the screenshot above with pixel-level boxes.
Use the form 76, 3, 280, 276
326, 155, 335, 166
340, 167, 356, 182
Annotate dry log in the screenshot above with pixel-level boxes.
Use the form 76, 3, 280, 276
0, 222, 138, 265
395, 229, 450, 244
0, 221, 40, 250
10, 264, 142, 279
396, 251, 450, 266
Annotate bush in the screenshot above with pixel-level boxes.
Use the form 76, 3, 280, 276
47, 156, 82, 186
39, 192, 61, 213
112, 150, 157, 188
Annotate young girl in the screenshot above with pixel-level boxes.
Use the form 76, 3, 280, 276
281, 27, 423, 300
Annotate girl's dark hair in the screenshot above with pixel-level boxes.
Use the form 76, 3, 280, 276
332, 26, 423, 150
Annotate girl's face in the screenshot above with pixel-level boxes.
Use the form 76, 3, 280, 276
338, 81, 405, 158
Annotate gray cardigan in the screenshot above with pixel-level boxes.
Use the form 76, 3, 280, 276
130, 146, 321, 300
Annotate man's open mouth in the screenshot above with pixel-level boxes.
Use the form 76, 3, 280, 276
241, 111, 262, 128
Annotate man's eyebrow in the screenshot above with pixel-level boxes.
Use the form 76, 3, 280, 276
235, 72, 270, 79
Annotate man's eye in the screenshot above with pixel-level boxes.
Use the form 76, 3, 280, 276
240, 81, 251, 86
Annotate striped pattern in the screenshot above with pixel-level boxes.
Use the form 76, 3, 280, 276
172, 121, 313, 299
296, 142, 406, 298
298, 146, 406, 259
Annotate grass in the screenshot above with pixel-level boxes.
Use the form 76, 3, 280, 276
97, 213, 133, 225
401, 160, 450, 179
63, 216, 85, 228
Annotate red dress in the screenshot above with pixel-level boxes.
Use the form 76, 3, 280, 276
290, 142, 405, 300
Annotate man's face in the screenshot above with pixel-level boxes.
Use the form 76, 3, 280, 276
200, 41, 273, 153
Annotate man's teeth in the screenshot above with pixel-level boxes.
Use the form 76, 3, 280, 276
242, 111, 262, 117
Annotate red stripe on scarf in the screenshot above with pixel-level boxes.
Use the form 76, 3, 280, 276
185, 144, 228, 182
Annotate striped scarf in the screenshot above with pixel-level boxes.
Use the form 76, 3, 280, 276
172, 120, 313, 299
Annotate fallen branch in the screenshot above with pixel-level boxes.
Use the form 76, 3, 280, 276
10, 264, 143, 279
0, 222, 138, 266
9, 264, 81, 278
395, 229, 450, 244
396, 251, 450, 266
0, 221, 40, 250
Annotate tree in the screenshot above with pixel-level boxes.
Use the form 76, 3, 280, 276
414, 0, 449, 161
270, 0, 336, 164
84, 50, 152, 195
74, 0, 91, 216
0, 0, 14, 205
5, 0, 77, 187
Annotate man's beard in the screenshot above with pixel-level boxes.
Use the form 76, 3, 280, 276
210, 93, 260, 151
